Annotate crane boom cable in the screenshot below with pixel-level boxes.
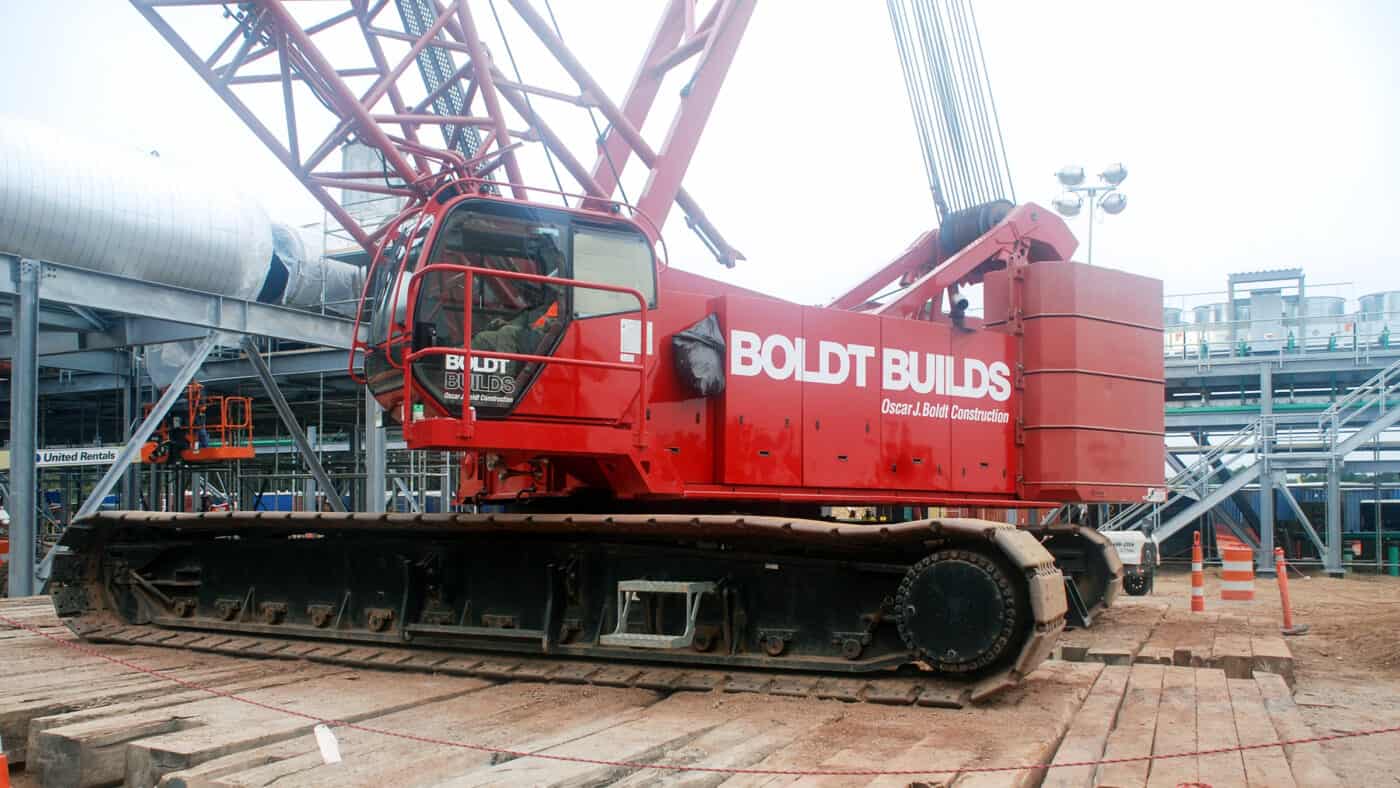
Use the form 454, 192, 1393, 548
916, 0, 976, 207
886, 0, 948, 216
923, 0, 986, 205
904, 0, 967, 211
485, 0, 567, 204
949, 0, 1008, 202
887, 0, 1014, 218
967, 0, 1014, 203
541, 0, 632, 209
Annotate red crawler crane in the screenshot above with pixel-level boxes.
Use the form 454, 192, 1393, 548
53, 1, 1162, 691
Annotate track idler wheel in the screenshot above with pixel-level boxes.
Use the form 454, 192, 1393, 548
895, 548, 1027, 674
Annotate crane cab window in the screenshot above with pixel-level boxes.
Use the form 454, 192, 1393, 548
572, 225, 656, 318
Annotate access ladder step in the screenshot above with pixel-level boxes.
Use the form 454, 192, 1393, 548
616, 580, 716, 594
598, 632, 695, 649
600, 579, 717, 650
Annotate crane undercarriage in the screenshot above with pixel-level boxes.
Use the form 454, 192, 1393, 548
52, 511, 1072, 698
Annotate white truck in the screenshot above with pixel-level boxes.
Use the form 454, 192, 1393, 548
1104, 531, 1158, 596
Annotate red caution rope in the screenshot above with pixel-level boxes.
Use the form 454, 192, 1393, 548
1, 613, 1392, 778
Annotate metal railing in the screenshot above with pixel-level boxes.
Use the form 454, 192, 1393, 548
1101, 417, 1263, 532
1319, 357, 1400, 436
1163, 311, 1400, 361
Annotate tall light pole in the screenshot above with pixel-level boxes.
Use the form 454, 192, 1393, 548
1051, 164, 1128, 264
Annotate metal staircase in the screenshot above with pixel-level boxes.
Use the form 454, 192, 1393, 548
1319, 357, 1400, 455
1101, 418, 1264, 537
1104, 358, 1400, 549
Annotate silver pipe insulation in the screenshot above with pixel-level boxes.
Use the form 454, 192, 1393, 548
0, 116, 363, 313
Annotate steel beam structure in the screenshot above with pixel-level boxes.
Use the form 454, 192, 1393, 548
1, 318, 219, 360
0, 375, 128, 399
0, 299, 109, 332
1326, 458, 1343, 576
7, 258, 40, 597
1167, 350, 1400, 383
1257, 363, 1275, 574
1275, 475, 1326, 557
392, 476, 421, 513
303, 425, 320, 511
240, 337, 347, 513
74, 334, 219, 520
121, 361, 141, 509
1153, 463, 1262, 545
365, 388, 387, 512
0, 257, 358, 349
202, 349, 357, 381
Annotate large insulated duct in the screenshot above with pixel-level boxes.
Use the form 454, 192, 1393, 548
0, 116, 362, 313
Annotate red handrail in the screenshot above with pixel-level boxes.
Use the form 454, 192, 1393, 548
400, 262, 650, 448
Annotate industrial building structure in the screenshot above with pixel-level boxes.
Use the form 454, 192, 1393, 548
1133, 269, 1400, 577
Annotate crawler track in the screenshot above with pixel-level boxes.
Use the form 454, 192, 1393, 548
51, 511, 1068, 703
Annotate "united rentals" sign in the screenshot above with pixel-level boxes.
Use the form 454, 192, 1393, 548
35, 446, 124, 467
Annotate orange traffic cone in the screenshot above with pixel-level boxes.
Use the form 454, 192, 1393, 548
1191, 531, 1206, 612
1275, 547, 1310, 636
1, 733, 11, 788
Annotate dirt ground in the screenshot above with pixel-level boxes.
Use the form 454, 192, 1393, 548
1151, 566, 1400, 786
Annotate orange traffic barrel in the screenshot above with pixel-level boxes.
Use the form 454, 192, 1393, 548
1218, 534, 1255, 601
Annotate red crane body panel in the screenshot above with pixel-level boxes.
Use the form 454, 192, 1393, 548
384, 196, 1164, 509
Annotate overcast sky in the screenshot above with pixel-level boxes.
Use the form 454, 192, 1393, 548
3, 1, 1397, 311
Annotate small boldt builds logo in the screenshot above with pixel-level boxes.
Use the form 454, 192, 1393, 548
445, 354, 509, 374
444, 354, 516, 405
729, 330, 1012, 402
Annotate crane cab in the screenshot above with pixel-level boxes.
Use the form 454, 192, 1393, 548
357, 194, 658, 427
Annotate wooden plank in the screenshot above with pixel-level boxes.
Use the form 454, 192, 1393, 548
159, 684, 662, 787
1250, 637, 1295, 687
431, 691, 730, 786
1097, 663, 1165, 788
1145, 666, 1197, 788
1086, 641, 1139, 666
1255, 672, 1343, 787
32, 671, 488, 787
954, 662, 1104, 788
1212, 632, 1255, 679
718, 697, 962, 788
861, 739, 976, 788
1194, 669, 1247, 788
1172, 610, 1217, 667
1227, 677, 1297, 788
1132, 646, 1174, 666
610, 699, 844, 787
1, 661, 258, 764
24, 665, 338, 778
1042, 666, 1131, 788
